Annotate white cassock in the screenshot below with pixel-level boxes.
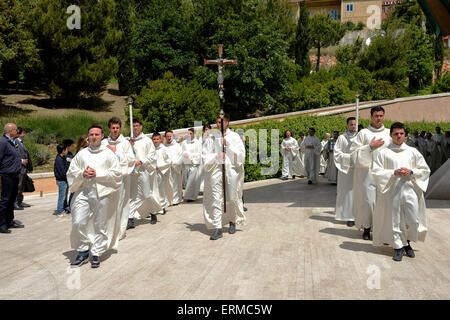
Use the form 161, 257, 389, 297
281, 137, 299, 178
164, 139, 183, 205
182, 138, 202, 201
324, 138, 338, 183
101, 135, 135, 240
295, 137, 306, 176
411, 136, 427, 157
371, 143, 430, 249
202, 129, 246, 229
430, 133, 446, 172
334, 131, 357, 222
350, 125, 391, 229
320, 140, 328, 174
129, 133, 162, 219
148, 144, 171, 212
301, 136, 321, 182
68, 145, 122, 256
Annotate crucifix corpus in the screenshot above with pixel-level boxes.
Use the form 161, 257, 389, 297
204, 44, 237, 214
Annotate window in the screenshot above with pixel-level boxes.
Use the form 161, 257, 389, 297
382, 7, 385, 13
331, 10, 338, 20
346, 4, 354, 12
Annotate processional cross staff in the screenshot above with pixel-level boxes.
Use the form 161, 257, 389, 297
204, 44, 237, 214
127, 96, 140, 176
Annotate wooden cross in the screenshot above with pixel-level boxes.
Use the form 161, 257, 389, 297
204, 44, 237, 104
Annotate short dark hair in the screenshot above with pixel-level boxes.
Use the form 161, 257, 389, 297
284, 130, 292, 138
370, 106, 385, 116
299, 132, 304, 136
390, 122, 405, 134
346, 117, 356, 124
62, 139, 74, 148
333, 131, 339, 135
216, 113, 230, 122
203, 124, 212, 131
57, 143, 66, 154
188, 128, 195, 134
17, 126, 25, 134
88, 124, 104, 134
108, 117, 122, 128
152, 132, 161, 138
132, 118, 142, 125
436, 126, 441, 131
309, 127, 316, 133
165, 130, 173, 136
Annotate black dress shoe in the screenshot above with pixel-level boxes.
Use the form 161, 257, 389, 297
244, 207, 248, 212
150, 214, 157, 224
8, 221, 24, 228
0, 227, 11, 234
229, 222, 236, 234
393, 248, 404, 261
71, 254, 89, 267
186, 199, 195, 203
91, 256, 100, 268
210, 228, 223, 240
362, 228, 371, 240
126, 218, 135, 230
404, 241, 415, 258
14, 204, 24, 210
161, 208, 166, 215
21, 203, 31, 208
308, 180, 312, 184
346, 221, 355, 227
292, 175, 296, 179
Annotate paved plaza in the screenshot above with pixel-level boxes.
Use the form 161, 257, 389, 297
1, 177, 449, 300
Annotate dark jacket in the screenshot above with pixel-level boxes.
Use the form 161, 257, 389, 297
0, 135, 22, 175
54, 154, 69, 182
15, 138, 33, 173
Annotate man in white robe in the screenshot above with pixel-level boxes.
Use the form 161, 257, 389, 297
203, 114, 246, 240
295, 132, 306, 177
334, 118, 357, 227
68, 125, 122, 268
102, 117, 135, 240
411, 130, 427, 157
320, 133, 330, 175
164, 130, 183, 206
430, 127, 446, 173
281, 130, 299, 180
182, 128, 202, 202
128, 119, 162, 227
301, 128, 322, 184
350, 106, 391, 240
324, 131, 339, 184
372, 122, 430, 261
148, 132, 171, 222
424, 133, 433, 168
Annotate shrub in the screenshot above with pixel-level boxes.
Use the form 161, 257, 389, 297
134, 72, 220, 132
26, 142, 50, 166
432, 72, 450, 93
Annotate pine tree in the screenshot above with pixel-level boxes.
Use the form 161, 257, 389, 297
294, 1, 311, 78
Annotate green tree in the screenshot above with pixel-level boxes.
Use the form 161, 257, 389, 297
134, 72, 220, 132
294, 0, 311, 78
309, 13, 346, 72
0, 0, 40, 82
28, 0, 121, 99
405, 23, 434, 91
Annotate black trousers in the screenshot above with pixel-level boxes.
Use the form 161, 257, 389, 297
0, 174, 19, 228
16, 172, 25, 205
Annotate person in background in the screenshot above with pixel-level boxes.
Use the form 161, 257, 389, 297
75, 135, 89, 154
62, 139, 75, 211
54, 144, 70, 216
14, 127, 33, 210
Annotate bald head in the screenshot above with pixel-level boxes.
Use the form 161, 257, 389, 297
4, 123, 18, 138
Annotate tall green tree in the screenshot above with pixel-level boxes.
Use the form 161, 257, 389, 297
294, 0, 311, 78
309, 13, 346, 72
0, 0, 40, 83
28, 0, 121, 100
405, 23, 434, 91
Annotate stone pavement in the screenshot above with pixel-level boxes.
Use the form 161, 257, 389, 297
1, 177, 449, 300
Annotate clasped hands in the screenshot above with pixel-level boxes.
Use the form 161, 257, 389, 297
394, 167, 412, 177
83, 166, 96, 179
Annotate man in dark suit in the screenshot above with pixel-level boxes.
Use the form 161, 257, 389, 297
15, 127, 33, 209
0, 123, 25, 233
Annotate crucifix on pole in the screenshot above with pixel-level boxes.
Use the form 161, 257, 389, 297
204, 44, 237, 214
